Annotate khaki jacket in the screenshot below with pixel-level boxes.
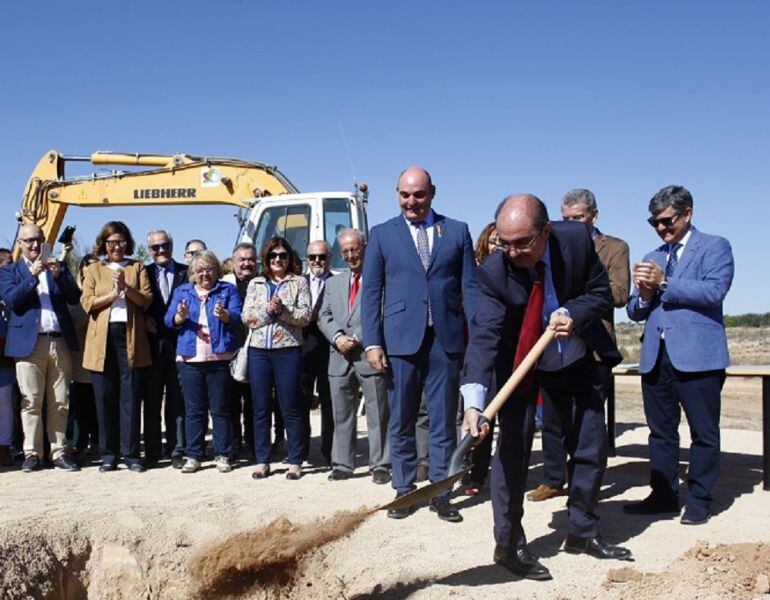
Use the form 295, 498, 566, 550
81, 260, 153, 372
594, 232, 630, 339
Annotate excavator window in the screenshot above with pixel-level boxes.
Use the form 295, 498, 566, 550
323, 198, 353, 271
253, 204, 311, 267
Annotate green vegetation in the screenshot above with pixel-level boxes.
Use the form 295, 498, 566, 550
723, 313, 770, 328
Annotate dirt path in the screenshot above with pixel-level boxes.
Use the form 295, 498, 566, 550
1, 385, 768, 599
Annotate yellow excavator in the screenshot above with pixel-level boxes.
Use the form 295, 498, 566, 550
15, 150, 368, 268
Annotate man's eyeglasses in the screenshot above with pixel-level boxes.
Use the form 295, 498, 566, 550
19, 237, 43, 245
308, 254, 327, 262
268, 251, 288, 260
341, 248, 363, 257
492, 229, 544, 253
398, 190, 429, 200
647, 213, 682, 228
563, 214, 589, 222
150, 242, 172, 252
105, 240, 128, 248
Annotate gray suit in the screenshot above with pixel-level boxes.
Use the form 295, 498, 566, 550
318, 271, 389, 472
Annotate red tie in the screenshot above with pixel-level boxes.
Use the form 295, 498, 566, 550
349, 272, 360, 310
513, 261, 545, 393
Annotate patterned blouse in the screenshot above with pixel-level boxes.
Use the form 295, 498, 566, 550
241, 274, 312, 349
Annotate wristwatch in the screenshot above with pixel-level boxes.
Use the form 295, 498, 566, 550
659, 279, 668, 293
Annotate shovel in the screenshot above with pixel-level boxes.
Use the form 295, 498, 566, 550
375, 328, 557, 514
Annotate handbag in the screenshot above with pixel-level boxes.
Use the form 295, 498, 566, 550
230, 328, 253, 383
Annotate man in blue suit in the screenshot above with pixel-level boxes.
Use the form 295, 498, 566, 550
0, 224, 82, 472
624, 185, 734, 525
362, 166, 478, 522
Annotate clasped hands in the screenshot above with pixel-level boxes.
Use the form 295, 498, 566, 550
335, 334, 359, 356
174, 299, 230, 324
632, 261, 665, 301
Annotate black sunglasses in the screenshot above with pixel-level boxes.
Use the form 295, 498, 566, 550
308, 253, 327, 261
150, 242, 172, 252
647, 213, 681, 228
268, 251, 289, 260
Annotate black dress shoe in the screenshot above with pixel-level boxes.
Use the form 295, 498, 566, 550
21, 456, 41, 473
563, 534, 632, 560
430, 497, 463, 523
328, 468, 352, 481
387, 491, 415, 520
99, 463, 118, 473
128, 463, 146, 473
493, 544, 552, 581
372, 468, 391, 485
143, 458, 159, 470
680, 505, 710, 525
171, 455, 185, 469
52, 455, 81, 472
623, 494, 679, 515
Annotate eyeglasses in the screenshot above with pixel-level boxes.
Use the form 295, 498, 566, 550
341, 248, 363, 257
308, 253, 327, 262
105, 240, 127, 248
268, 251, 288, 260
563, 214, 589, 222
492, 229, 544, 253
195, 266, 216, 275
398, 190, 429, 200
19, 237, 43, 245
150, 242, 172, 252
647, 213, 682, 228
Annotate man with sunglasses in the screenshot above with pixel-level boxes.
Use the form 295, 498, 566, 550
528, 189, 630, 503
0, 224, 82, 472
301, 240, 334, 465
624, 185, 734, 526
362, 167, 478, 522
143, 230, 188, 468
461, 195, 629, 580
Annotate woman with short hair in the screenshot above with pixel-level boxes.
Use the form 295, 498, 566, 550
242, 237, 311, 480
165, 250, 242, 474
81, 221, 153, 473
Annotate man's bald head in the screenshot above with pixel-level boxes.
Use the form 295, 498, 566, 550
16, 224, 45, 261
397, 167, 435, 223
494, 195, 551, 268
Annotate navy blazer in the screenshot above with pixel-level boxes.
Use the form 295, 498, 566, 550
462, 222, 621, 391
145, 260, 189, 341
0, 259, 81, 357
627, 227, 733, 373
361, 212, 478, 356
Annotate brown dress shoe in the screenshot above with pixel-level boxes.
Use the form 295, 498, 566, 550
527, 483, 567, 502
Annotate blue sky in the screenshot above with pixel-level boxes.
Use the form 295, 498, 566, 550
1, 1, 767, 317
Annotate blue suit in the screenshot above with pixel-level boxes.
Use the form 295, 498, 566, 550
362, 211, 478, 493
0, 260, 81, 357
628, 226, 733, 513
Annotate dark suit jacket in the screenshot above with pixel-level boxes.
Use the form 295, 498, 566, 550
302, 273, 330, 354
361, 212, 478, 356
145, 260, 188, 342
462, 222, 621, 391
0, 259, 81, 357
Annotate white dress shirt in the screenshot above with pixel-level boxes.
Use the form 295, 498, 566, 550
23, 257, 60, 333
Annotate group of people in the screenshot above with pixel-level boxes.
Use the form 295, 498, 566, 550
0, 167, 734, 582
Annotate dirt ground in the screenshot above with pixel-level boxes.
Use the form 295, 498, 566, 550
1, 379, 768, 599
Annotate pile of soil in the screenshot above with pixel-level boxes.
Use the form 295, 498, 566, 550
605, 541, 770, 599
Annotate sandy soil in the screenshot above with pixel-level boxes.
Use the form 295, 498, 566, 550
1, 385, 768, 599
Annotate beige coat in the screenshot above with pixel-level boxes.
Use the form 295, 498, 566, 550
594, 232, 631, 340
80, 260, 153, 372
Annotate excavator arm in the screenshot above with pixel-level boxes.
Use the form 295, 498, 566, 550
15, 150, 298, 258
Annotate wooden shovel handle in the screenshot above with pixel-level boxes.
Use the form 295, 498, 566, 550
481, 328, 556, 421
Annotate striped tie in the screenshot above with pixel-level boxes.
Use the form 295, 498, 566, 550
666, 243, 682, 278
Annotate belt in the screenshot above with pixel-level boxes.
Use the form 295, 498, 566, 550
39, 331, 62, 338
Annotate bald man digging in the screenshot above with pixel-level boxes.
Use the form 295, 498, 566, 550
461, 195, 630, 580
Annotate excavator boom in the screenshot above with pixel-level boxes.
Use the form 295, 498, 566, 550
15, 150, 298, 257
